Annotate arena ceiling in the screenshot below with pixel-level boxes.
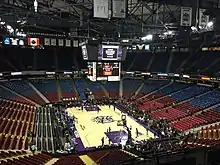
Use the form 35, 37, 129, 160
0, 0, 220, 44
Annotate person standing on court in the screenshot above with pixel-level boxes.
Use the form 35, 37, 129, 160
136, 128, 138, 138
81, 104, 83, 111
101, 137, 104, 146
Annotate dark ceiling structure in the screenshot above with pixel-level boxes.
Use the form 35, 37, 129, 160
0, 0, 220, 45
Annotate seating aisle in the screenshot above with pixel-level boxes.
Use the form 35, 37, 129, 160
137, 80, 168, 98
123, 78, 142, 99
85, 79, 106, 100
31, 79, 59, 103
102, 81, 119, 99
34, 107, 55, 152
73, 78, 87, 100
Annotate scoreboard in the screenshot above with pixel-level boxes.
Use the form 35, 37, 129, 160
87, 62, 121, 81
81, 40, 126, 82
80, 40, 127, 61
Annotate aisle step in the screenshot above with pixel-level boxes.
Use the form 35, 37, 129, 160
80, 155, 97, 165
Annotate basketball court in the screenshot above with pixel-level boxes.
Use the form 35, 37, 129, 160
67, 105, 154, 149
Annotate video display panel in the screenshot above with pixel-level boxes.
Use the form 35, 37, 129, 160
96, 62, 119, 77
87, 62, 93, 76
80, 40, 127, 61
98, 45, 123, 61
82, 45, 88, 60
87, 62, 121, 81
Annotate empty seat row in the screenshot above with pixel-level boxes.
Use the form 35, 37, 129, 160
0, 153, 52, 165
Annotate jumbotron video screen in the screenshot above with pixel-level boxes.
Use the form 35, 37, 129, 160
87, 62, 121, 81
98, 45, 123, 61
80, 40, 127, 61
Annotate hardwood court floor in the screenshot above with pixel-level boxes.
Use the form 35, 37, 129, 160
67, 106, 154, 148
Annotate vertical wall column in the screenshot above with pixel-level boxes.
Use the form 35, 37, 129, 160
166, 49, 173, 73
147, 51, 155, 71
54, 48, 58, 71
73, 48, 79, 70
119, 79, 123, 99
33, 49, 37, 70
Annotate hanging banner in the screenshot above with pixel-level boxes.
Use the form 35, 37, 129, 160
66, 40, 71, 47
112, 0, 126, 18
132, 44, 150, 51
51, 38, 56, 46
93, 0, 109, 18
73, 40, 79, 47
58, 39, 64, 46
44, 38, 50, 46
199, 9, 209, 27
180, 7, 192, 26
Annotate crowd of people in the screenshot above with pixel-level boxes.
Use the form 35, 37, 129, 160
62, 96, 117, 108
117, 99, 178, 138
127, 137, 184, 158
54, 106, 79, 154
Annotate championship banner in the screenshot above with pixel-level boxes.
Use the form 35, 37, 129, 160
51, 38, 56, 46
180, 7, 192, 26
44, 38, 50, 46
199, 9, 209, 27
112, 0, 126, 18
58, 39, 64, 46
73, 40, 78, 47
93, 0, 109, 18
66, 40, 71, 47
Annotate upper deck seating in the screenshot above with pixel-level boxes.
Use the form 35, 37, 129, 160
123, 79, 142, 99
59, 78, 77, 100
74, 78, 87, 100
32, 79, 59, 102
102, 82, 120, 99
3, 80, 45, 105
0, 85, 33, 105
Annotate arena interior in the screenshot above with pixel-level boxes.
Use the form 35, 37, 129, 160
1, 0, 220, 165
